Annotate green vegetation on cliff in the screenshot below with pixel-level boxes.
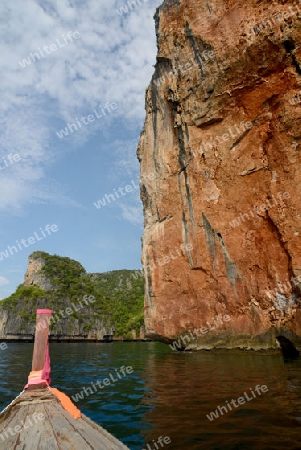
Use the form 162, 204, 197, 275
91, 270, 144, 338
1, 251, 144, 339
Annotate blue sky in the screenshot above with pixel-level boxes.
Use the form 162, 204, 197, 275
0, 0, 163, 299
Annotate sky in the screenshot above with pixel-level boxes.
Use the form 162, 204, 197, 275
0, 0, 163, 299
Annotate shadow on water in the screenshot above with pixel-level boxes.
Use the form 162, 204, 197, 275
141, 349, 301, 450
0, 342, 300, 449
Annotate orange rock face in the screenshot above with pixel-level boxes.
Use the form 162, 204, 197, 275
138, 0, 301, 349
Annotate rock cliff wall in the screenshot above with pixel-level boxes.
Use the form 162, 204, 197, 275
0, 252, 146, 342
0, 302, 113, 342
138, 0, 301, 349
24, 254, 53, 290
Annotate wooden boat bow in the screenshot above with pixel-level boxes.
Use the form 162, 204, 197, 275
0, 309, 130, 449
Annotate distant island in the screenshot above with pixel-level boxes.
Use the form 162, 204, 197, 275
0, 251, 146, 342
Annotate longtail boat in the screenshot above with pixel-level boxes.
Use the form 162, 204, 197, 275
0, 309, 130, 449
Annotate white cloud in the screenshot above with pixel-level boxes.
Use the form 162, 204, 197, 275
120, 203, 143, 227
109, 138, 144, 225
0, 0, 161, 213
113, 139, 140, 178
0, 276, 9, 286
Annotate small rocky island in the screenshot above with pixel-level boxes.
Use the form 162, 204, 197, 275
0, 251, 145, 342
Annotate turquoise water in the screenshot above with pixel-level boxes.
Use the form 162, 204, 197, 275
0, 342, 300, 449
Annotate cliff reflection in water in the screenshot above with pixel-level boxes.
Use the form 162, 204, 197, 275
141, 349, 301, 450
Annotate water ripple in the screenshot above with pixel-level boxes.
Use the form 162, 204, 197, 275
0, 342, 300, 449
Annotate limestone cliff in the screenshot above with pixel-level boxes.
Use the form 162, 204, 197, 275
24, 253, 54, 291
138, 0, 301, 349
0, 252, 145, 341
